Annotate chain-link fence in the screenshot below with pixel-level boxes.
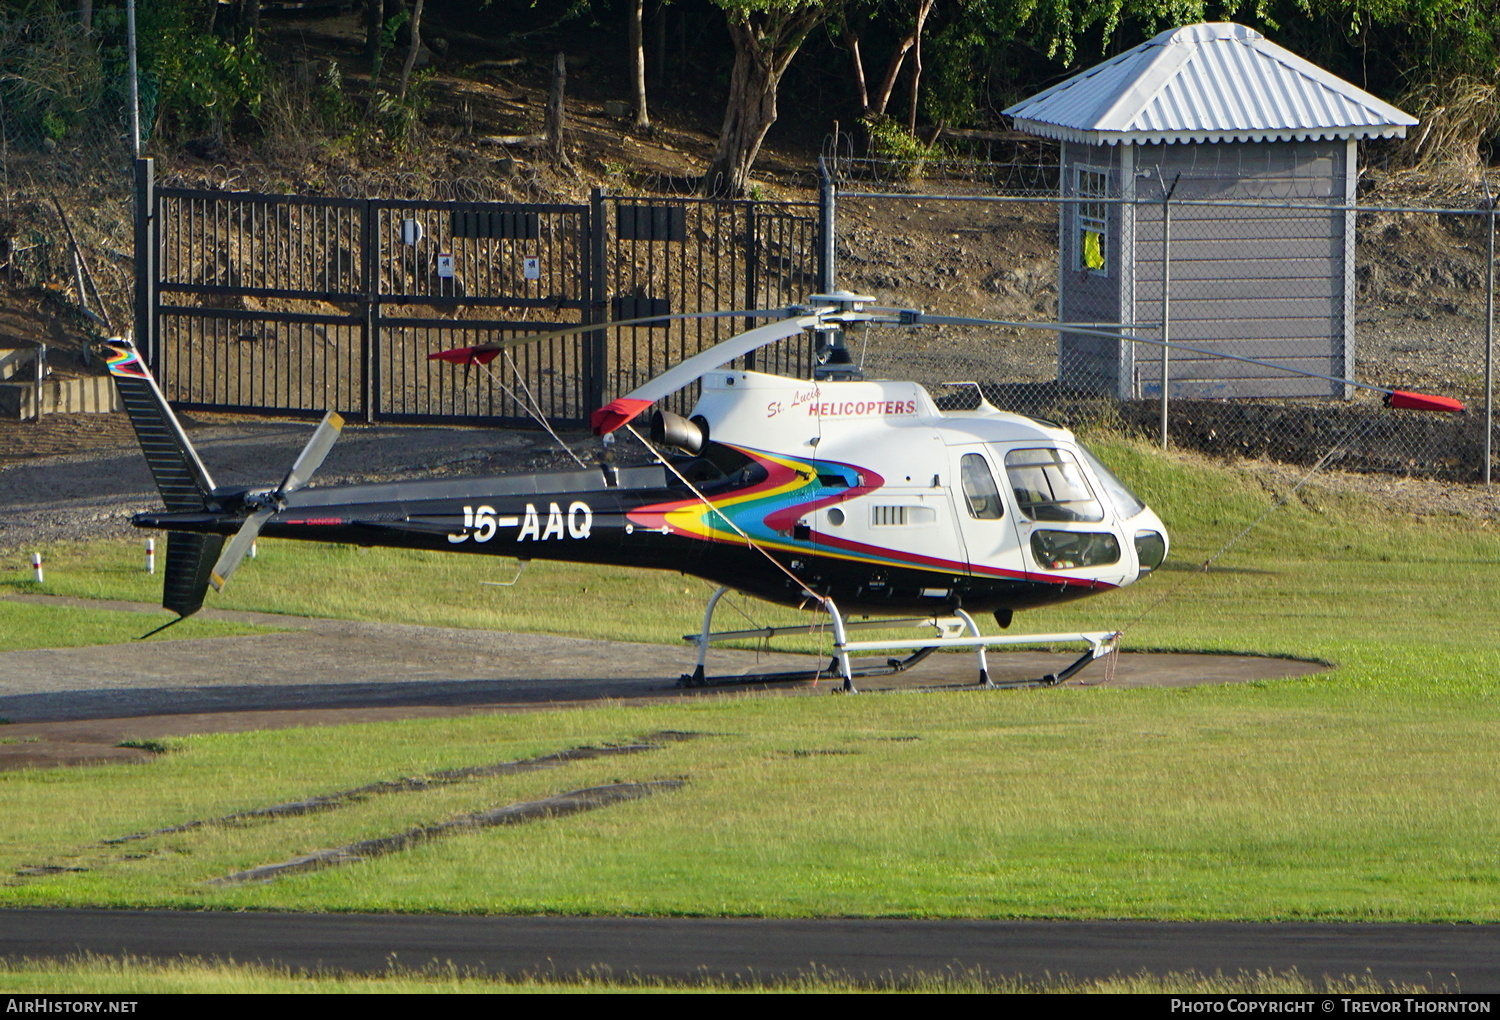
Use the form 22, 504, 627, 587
0, 6, 1493, 484
830, 156, 1497, 483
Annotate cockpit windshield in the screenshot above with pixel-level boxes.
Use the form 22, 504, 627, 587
1003, 448, 1105, 523
1076, 443, 1146, 520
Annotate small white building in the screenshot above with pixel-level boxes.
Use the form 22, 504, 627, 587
1004, 23, 1415, 399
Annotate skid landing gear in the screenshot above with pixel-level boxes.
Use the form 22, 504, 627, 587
680, 587, 1121, 693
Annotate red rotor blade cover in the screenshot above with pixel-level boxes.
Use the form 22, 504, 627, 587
428, 346, 502, 366
1384, 390, 1465, 413
590, 397, 654, 435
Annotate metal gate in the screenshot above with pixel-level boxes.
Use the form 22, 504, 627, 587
604, 194, 821, 417
138, 160, 821, 427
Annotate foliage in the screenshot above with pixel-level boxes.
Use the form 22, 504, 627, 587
127, 0, 268, 140
0, 0, 270, 145
144, 28, 267, 140
0, 7, 104, 146
367, 8, 408, 87
887, 0, 1499, 161
1396, 76, 1500, 171
369, 69, 435, 151
860, 111, 940, 179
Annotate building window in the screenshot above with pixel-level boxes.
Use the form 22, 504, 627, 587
1076, 167, 1108, 274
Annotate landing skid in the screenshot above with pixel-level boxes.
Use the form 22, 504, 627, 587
681, 586, 1121, 693
679, 645, 939, 688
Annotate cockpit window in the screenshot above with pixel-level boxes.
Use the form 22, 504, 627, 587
1003, 448, 1105, 522
959, 453, 1004, 520
1077, 443, 1146, 520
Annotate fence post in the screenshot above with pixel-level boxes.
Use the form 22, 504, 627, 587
132, 157, 154, 369
1486, 200, 1494, 486
586, 187, 608, 413
31, 343, 44, 422
126, 0, 141, 155
818, 157, 836, 293
360, 199, 377, 424
743, 200, 758, 371
1159, 178, 1178, 450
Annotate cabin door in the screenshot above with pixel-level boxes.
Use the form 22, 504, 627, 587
949, 445, 1029, 580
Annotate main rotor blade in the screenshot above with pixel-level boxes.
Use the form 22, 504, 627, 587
209, 507, 274, 593
428, 308, 796, 366
882, 310, 1465, 412
591, 313, 824, 434
278, 410, 344, 495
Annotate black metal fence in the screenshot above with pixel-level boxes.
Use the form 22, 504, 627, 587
135, 159, 822, 426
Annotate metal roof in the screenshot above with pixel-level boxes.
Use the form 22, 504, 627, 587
1004, 23, 1415, 146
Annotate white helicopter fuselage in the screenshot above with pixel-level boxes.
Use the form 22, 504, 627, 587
681, 370, 1169, 611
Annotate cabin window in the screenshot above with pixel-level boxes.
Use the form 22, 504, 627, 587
1135, 529, 1167, 573
960, 453, 1005, 520
1076, 167, 1108, 274
1077, 443, 1145, 519
1004, 448, 1105, 522
1031, 530, 1121, 570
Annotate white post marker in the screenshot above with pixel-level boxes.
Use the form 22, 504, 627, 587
250, 540, 258, 560
145, 538, 155, 574
31, 552, 42, 584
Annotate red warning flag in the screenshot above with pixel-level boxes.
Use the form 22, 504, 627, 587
1384, 390, 1465, 413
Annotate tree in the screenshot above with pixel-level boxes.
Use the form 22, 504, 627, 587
840, 0, 937, 125
398, 0, 424, 98
701, 0, 836, 196
629, 0, 650, 129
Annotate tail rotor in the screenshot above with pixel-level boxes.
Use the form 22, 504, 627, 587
209, 410, 344, 593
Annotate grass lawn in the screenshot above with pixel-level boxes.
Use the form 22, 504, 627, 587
0, 437, 1496, 925
0, 599, 273, 652
0, 956, 1431, 994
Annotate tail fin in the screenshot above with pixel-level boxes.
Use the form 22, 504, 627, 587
102, 339, 215, 512
103, 339, 221, 618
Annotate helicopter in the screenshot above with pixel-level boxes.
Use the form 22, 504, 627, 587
103, 291, 1462, 692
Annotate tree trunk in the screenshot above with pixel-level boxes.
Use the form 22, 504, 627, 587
870, 36, 914, 115
906, 12, 922, 133
702, 16, 808, 197
77, 0, 92, 31
844, 30, 869, 111
871, 0, 934, 117
366, 0, 386, 65
629, 0, 650, 130
398, 0, 424, 99
545, 52, 571, 168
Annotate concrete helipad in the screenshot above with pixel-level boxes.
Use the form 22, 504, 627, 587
0, 594, 1327, 769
